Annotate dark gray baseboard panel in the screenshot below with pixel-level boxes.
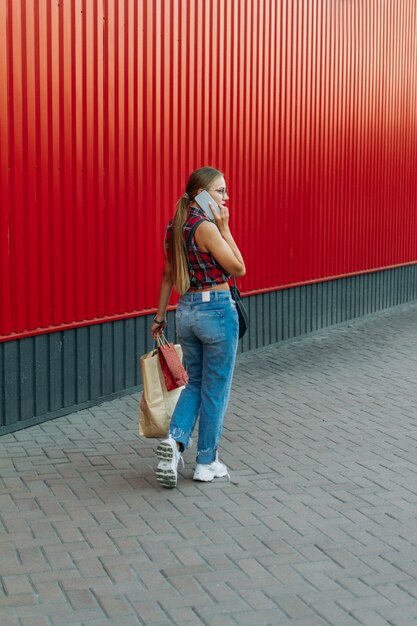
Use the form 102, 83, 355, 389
2, 264, 417, 435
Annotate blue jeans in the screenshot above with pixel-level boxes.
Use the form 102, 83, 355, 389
169, 290, 239, 464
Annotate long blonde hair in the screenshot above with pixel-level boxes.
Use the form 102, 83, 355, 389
171, 166, 223, 294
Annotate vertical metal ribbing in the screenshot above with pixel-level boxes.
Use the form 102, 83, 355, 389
2, 0, 417, 342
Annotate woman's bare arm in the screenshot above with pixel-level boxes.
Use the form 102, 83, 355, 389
195, 204, 246, 277
151, 257, 173, 338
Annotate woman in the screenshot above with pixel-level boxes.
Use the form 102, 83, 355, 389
151, 166, 246, 488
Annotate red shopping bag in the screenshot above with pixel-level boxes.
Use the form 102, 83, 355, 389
157, 334, 189, 391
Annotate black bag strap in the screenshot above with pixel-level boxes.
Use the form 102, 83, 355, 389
184, 218, 207, 250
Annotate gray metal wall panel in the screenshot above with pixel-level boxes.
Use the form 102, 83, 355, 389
49, 333, 63, 413
89, 326, 102, 400
124, 319, 136, 390
2, 266, 417, 435
4, 341, 19, 426
76, 327, 90, 405
282, 290, 289, 341
34, 335, 49, 417
113, 322, 126, 393
19, 339, 34, 420
63, 330, 76, 408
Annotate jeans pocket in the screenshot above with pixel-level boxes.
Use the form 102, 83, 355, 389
194, 308, 226, 343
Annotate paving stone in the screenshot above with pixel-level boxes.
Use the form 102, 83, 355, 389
0, 592, 38, 607
19, 617, 53, 626
0, 609, 20, 626
367, 606, 417, 625
92, 592, 134, 618
65, 588, 99, 610
1, 574, 34, 595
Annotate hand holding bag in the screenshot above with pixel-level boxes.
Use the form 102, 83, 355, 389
157, 333, 189, 391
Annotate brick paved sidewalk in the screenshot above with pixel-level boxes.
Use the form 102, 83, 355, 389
2, 303, 417, 626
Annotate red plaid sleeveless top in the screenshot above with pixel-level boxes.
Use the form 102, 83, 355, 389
165, 206, 230, 290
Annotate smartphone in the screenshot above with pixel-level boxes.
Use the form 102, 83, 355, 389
194, 190, 220, 221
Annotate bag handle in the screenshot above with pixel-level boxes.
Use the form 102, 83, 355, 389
152, 332, 168, 353
155, 332, 169, 347
184, 218, 207, 250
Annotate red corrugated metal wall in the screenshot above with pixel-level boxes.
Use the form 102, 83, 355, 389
1, 0, 417, 341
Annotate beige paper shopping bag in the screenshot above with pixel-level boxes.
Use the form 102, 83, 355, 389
139, 346, 185, 438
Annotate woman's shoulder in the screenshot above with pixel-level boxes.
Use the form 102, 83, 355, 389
185, 206, 210, 228
189, 205, 207, 219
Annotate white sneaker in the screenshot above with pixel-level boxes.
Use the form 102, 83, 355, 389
156, 437, 183, 488
193, 457, 229, 482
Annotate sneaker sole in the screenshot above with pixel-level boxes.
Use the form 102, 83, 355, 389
193, 470, 228, 482
156, 466, 177, 488
156, 441, 177, 488
156, 441, 174, 461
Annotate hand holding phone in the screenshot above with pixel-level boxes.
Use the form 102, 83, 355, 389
194, 190, 220, 221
